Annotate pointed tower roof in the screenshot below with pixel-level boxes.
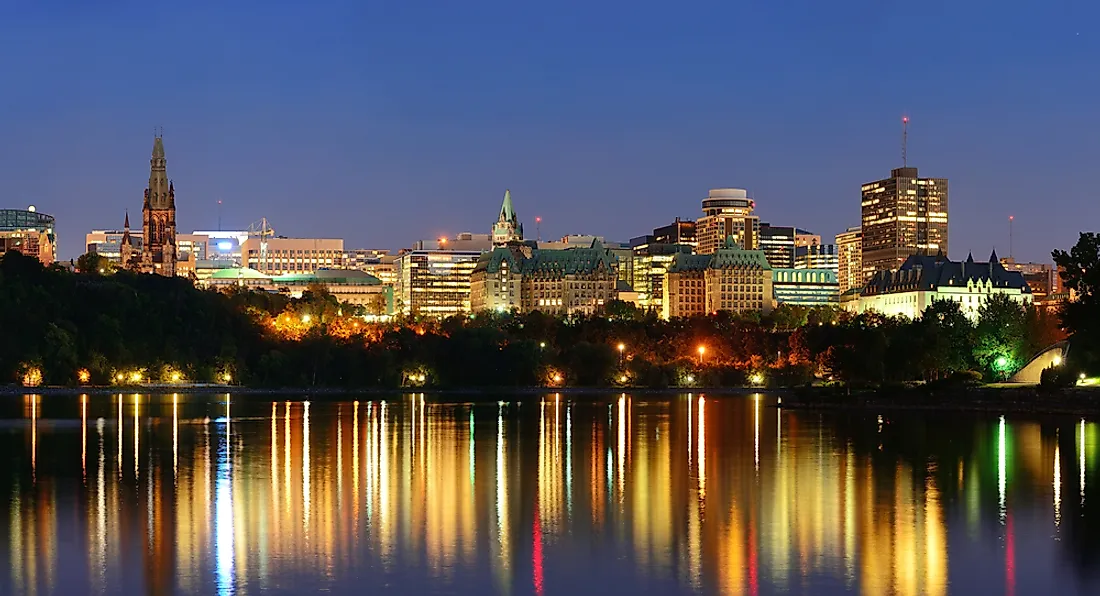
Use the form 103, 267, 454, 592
121, 210, 133, 246
966, 252, 974, 263
123, 210, 130, 229
153, 135, 165, 158
499, 189, 516, 223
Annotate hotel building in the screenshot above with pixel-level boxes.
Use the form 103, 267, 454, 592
470, 241, 620, 315
861, 167, 948, 279
662, 239, 774, 319
696, 188, 760, 254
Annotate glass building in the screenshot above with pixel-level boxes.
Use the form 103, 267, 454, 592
772, 268, 839, 306
861, 167, 948, 279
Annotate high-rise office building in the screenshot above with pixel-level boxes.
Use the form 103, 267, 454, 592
696, 188, 759, 254
794, 244, 838, 274
860, 167, 948, 279
652, 218, 697, 249
836, 226, 863, 295
759, 224, 796, 269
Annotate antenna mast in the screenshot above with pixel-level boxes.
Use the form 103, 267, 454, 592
902, 116, 909, 167
1009, 215, 1014, 260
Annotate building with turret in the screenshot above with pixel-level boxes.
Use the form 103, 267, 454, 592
136, 135, 178, 276
491, 189, 523, 246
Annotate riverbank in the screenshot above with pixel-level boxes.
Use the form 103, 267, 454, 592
780, 385, 1100, 415
0, 384, 784, 398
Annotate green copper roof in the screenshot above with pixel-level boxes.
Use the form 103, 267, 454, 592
273, 269, 382, 285
474, 244, 617, 276
499, 189, 517, 223
667, 253, 712, 273
709, 238, 772, 270
209, 267, 271, 280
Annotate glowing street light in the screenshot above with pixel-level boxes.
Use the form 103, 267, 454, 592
617, 342, 626, 366
685, 374, 695, 384
751, 372, 764, 386
996, 356, 1008, 369
1053, 355, 1063, 367
222, 372, 232, 383
130, 371, 143, 383
302, 314, 312, 324
171, 372, 181, 382
619, 374, 628, 384
697, 345, 706, 365
553, 373, 563, 384
77, 369, 91, 384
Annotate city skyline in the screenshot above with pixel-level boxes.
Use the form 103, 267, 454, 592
2, 1, 1097, 262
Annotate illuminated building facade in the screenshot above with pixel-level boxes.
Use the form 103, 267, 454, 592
491, 189, 523, 246
0, 207, 56, 265
861, 167, 948, 279
836, 226, 863, 295
652, 218, 696, 249
772, 268, 839, 306
759, 224, 796, 269
139, 135, 178, 276
662, 240, 773, 318
855, 251, 1031, 321
470, 242, 620, 315
204, 267, 392, 311
87, 228, 142, 263
629, 238, 693, 312
396, 249, 482, 317
1000, 257, 1060, 303
241, 237, 345, 276
344, 250, 397, 287
795, 243, 839, 274
696, 188, 760, 255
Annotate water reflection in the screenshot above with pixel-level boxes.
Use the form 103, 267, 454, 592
0, 394, 1097, 595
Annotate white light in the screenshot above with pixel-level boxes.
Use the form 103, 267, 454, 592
217, 241, 233, 251
27, 205, 35, 213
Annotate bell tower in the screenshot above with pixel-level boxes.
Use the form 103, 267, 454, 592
140, 134, 177, 276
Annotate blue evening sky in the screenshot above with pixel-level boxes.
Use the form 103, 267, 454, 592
0, 0, 1096, 261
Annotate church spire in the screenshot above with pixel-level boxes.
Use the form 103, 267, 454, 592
147, 134, 170, 210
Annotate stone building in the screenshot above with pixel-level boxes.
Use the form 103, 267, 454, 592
135, 135, 178, 276
470, 241, 619, 315
661, 239, 774, 319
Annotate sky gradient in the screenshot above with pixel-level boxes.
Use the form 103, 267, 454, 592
1, 0, 1096, 262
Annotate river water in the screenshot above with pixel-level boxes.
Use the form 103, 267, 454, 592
0, 393, 1097, 595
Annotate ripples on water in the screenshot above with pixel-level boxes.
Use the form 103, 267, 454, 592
0, 393, 1098, 595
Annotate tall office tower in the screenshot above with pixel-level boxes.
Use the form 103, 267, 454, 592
652, 217, 697, 249
860, 167, 948, 279
140, 135, 178, 276
696, 188, 759, 254
759, 224, 796, 269
836, 226, 863, 295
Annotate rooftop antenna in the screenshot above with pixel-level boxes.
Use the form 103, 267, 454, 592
536, 216, 542, 242
1008, 215, 1014, 260
901, 115, 909, 167
217, 199, 223, 231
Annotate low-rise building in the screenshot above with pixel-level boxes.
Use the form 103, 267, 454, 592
2, 207, 56, 264
794, 244, 838, 274
241, 237, 345, 276
396, 248, 483, 317
855, 251, 1032, 320
773, 268, 839, 306
662, 254, 710, 319
204, 267, 392, 313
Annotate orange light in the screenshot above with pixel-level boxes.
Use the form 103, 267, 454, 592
77, 369, 91, 384
697, 346, 706, 356
617, 343, 625, 352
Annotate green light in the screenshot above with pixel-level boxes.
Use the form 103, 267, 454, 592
996, 356, 1008, 369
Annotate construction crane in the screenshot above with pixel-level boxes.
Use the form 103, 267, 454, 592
247, 218, 275, 273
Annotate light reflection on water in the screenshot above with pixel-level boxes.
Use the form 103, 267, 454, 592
0, 393, 1097, 595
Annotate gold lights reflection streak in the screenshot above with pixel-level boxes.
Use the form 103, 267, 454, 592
754, 394, 760, 472
303, 401, 311, 532
81, 394, 87, 480
697, 396, 706, 503
353, 401, 359, 519
117, 395, 122, 477
96, 417, 106, 591
1081, 419, 1087, 507
215, 404, 234, 595
173, 394, 179, 476
284, 401, 291, 517
1054, 441, 1061, 528
998, 416, 1007, 523
30, 398, 37, 477
271, 401, 278, 527
134, 394, 140, 477
617, 395, 626, 504
496, 404, 512, 593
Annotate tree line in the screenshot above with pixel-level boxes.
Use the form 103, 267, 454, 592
3, 232, 1097, 389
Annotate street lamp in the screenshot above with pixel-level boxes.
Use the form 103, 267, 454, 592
697, 345, 706, 365
1053, 355, 1063, 367
617, 343, 625, 366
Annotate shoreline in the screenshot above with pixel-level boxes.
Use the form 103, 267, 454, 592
0, 384, 784, 398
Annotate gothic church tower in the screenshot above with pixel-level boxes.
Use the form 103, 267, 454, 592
140, 135, 177, 276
